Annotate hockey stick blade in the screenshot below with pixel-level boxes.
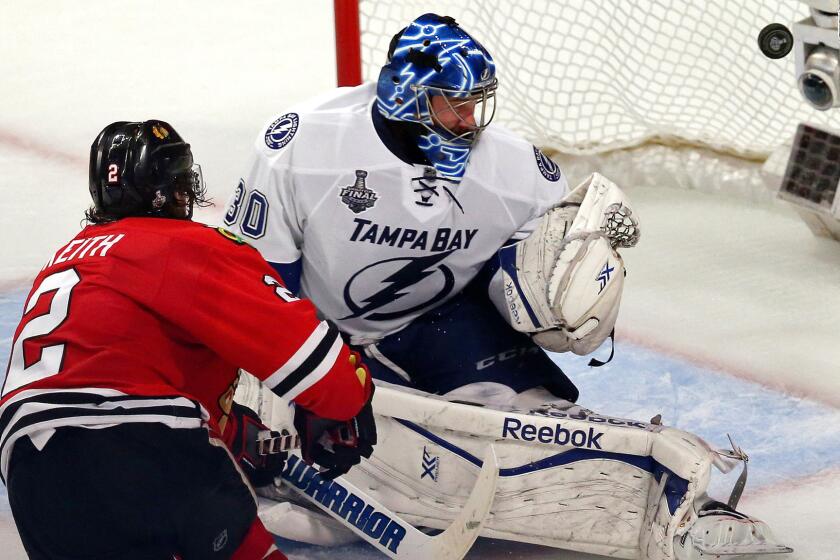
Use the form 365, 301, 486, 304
279, 445, 499, 559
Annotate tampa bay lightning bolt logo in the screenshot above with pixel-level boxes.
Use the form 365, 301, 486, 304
533, 147, 562, 182
342, 251, 456, 321
264, 113, 299, 150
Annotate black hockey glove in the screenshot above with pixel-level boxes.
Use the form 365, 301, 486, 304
293, 383, 377, 480
223, 402, 288, 488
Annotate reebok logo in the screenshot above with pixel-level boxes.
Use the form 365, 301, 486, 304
501, 417, 604, 449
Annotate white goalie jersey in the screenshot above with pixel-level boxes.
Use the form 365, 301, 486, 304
222, 83, 569, 343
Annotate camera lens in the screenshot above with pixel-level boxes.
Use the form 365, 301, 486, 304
800, 72, 834, 110
800, 47, 840, 111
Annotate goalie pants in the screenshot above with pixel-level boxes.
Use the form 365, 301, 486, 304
7, 422, 280, 560
357, 282, 579, 401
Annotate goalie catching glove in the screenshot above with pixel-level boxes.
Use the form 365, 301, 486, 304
222, 401, 289, 488
293, 352, 377, 480
490, 173, 640, 354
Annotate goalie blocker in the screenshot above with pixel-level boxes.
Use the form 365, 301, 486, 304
489, 173, 640, 355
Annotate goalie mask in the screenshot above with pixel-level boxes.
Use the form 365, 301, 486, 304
376, 13, 497, 181
88, 120, 207, 222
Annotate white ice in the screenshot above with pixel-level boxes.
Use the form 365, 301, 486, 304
1, 2, 839, 559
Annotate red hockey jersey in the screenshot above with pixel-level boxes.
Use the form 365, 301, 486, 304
0, 218, 370, 482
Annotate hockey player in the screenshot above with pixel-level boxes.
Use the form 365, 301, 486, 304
0, 120, 376, 559
224, 13, 639, 406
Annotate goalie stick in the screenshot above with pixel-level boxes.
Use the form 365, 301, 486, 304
258, 431, 499, 560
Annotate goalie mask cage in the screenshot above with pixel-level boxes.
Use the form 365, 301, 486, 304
334, 0, 840, 168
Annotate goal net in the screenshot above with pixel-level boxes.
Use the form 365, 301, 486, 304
355, 1, 839, 175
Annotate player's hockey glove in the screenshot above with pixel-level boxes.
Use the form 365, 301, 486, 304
293, 354, 377, 480
223, 402, 289, 488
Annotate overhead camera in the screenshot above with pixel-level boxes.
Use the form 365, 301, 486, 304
759, 0, 840, 111
760, 2, 840, 242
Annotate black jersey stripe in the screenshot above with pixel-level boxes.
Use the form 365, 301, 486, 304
0, 393, 205, 483
2, 404, 201, 447
0, 391, 197, 436
1, 400, 203, 450
270, 325, 340, 398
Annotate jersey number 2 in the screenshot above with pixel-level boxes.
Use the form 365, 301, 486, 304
3, 268, 80, 396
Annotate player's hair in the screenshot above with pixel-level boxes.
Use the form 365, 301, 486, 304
84, 178, 210, 224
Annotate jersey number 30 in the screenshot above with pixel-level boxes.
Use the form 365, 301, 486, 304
3, 269, 80, 397
223, 179, 269, 239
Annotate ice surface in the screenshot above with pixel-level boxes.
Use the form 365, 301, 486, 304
2, 294, 838, 557
1, 2, 838, 559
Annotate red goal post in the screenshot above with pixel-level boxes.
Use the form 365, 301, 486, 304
334, 0, 363, 87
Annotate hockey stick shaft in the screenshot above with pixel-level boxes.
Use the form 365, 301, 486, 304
277, 445, 499, 560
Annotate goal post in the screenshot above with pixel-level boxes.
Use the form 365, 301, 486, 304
334, 0, 363, 87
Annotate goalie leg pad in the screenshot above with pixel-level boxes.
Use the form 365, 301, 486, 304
242, 383, 791, 560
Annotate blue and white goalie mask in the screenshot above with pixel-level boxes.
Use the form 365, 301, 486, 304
376, 14, 498, 181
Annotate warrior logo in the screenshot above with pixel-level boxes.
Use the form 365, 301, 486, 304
533, 146, 562, 182
343, 251, 456, 321
281, 455, 407, 553
420, 447, 440, 481
264, 112, 299, 150
339, 170, 379, 214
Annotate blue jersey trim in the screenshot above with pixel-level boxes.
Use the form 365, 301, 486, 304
269, 260, 302, 296
496, 245, 542, 329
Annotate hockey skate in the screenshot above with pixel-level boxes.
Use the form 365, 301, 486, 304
671, 438, 791, 560
674, 499, 793, 560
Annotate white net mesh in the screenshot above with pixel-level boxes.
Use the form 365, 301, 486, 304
359, 1, 840, 160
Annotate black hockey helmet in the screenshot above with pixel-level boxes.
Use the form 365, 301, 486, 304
88, 120, 206, 222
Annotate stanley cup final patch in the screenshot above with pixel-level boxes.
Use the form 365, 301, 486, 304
339, 170, 379, 214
